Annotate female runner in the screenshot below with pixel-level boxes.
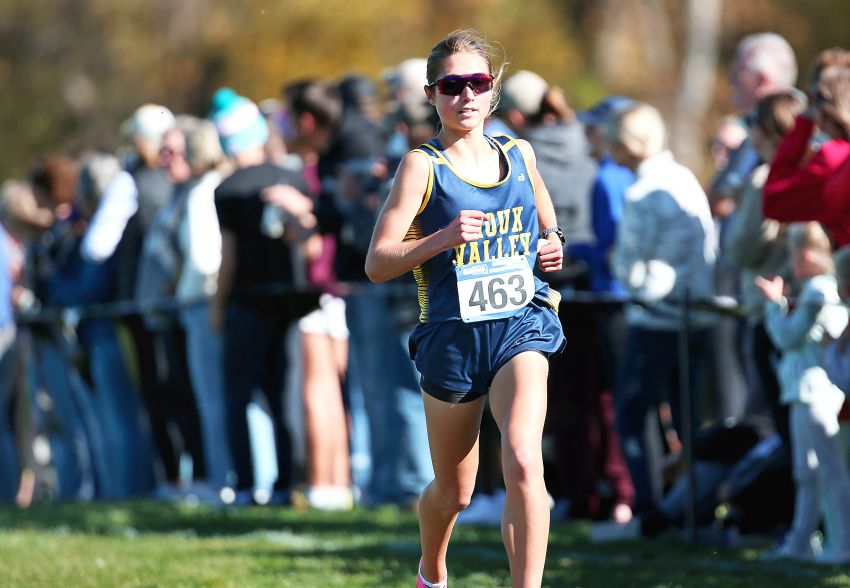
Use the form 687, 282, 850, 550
365, 29, 566, 588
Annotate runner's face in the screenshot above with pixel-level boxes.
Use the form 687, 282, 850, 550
428, 52, 492, 132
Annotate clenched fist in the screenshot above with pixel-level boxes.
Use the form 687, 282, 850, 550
444, 209, 486, 247
537, 237, 564, 272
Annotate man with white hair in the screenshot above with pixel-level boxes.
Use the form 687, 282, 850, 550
731, 33, 799, 111
609, 103, 718, 515
712, 32, 798, 211
81, 103, 176, 298
708, 33, 799, 430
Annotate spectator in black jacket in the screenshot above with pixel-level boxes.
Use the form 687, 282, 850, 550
211, 87, 319, 505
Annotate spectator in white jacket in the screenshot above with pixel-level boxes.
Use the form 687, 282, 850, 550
608, 103, 718, 514
176, 119, 234, 496
756, 222, 850, 565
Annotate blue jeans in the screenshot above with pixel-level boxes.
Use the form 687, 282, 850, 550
25, 329, 97, 500
181, 303, 233, 489
614, 325, 709, 513
79, 318, 157, 497
0, 327, 19, 503
344, 348, 371, 499
345, 285, 433, 505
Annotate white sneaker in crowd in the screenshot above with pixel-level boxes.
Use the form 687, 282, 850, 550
589, 519, 641, 543
456, 490, 506, 525
306, 486, 354, 511
759, 533, 822, 562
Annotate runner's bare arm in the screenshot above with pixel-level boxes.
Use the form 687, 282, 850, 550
366, 151, 484, 282
516, 139, 563, 272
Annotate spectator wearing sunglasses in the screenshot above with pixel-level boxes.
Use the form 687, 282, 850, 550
366, 29, 565, 588
172, 119, 234, 499
710, 33, 798, 219
81, 104, 176, 297
77, 104, 180, 491
762, 54, 850, 246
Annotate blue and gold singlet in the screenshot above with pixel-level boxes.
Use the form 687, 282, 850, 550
406, 134, 561, 323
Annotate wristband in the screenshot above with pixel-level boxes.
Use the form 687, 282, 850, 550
540, 226, 565, 245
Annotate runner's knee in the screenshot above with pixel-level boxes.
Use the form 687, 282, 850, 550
430, 481, 475, 512
502, 444, 544, 488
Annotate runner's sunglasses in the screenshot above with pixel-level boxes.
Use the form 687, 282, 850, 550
428, 73, 494, 96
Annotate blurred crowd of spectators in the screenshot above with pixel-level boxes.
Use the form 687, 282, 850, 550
3, 31, 850, 566
0, 62, 439, 511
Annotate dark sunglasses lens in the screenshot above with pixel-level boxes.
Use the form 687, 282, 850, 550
437, 75, 492, 96
469, 78, 493, 94
437, 78, 466, 95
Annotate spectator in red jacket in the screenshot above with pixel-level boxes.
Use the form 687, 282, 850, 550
762, 53, 850, 245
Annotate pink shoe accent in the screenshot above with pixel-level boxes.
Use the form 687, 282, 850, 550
417, 559, 447, 588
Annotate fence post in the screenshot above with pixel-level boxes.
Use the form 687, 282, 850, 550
678, 288, 697, 544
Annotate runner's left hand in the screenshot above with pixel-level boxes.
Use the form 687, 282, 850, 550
538, 237, 563, 272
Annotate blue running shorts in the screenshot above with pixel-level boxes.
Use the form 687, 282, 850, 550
409, 299, 566, 403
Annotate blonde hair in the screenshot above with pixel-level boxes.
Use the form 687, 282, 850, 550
425, 28, 507, 117
185, 120, 225, 177
608, 102, 668, 160
787, 222, 835, 274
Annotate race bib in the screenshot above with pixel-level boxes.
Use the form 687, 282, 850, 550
455, 255, 535, 323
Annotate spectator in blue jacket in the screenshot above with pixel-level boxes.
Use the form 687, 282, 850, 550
572, 95, 636, 296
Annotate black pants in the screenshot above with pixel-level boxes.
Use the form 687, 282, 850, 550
125, 314, 202, 484
223, 303, 295, 492
743, 321, 788, 445
615, 325, 710, 514
545, 302, 633, 518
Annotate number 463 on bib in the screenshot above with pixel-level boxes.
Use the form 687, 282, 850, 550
455, 255, 535, 323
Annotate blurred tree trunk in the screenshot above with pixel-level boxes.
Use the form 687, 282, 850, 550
670, 0, 723, 174
591, 0, 676, 90
163, 0, 207, 48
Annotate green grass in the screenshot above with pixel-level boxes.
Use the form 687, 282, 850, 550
0, 502, 848, 587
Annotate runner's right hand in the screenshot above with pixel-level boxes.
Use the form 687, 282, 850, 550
444, 209, 485, 247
